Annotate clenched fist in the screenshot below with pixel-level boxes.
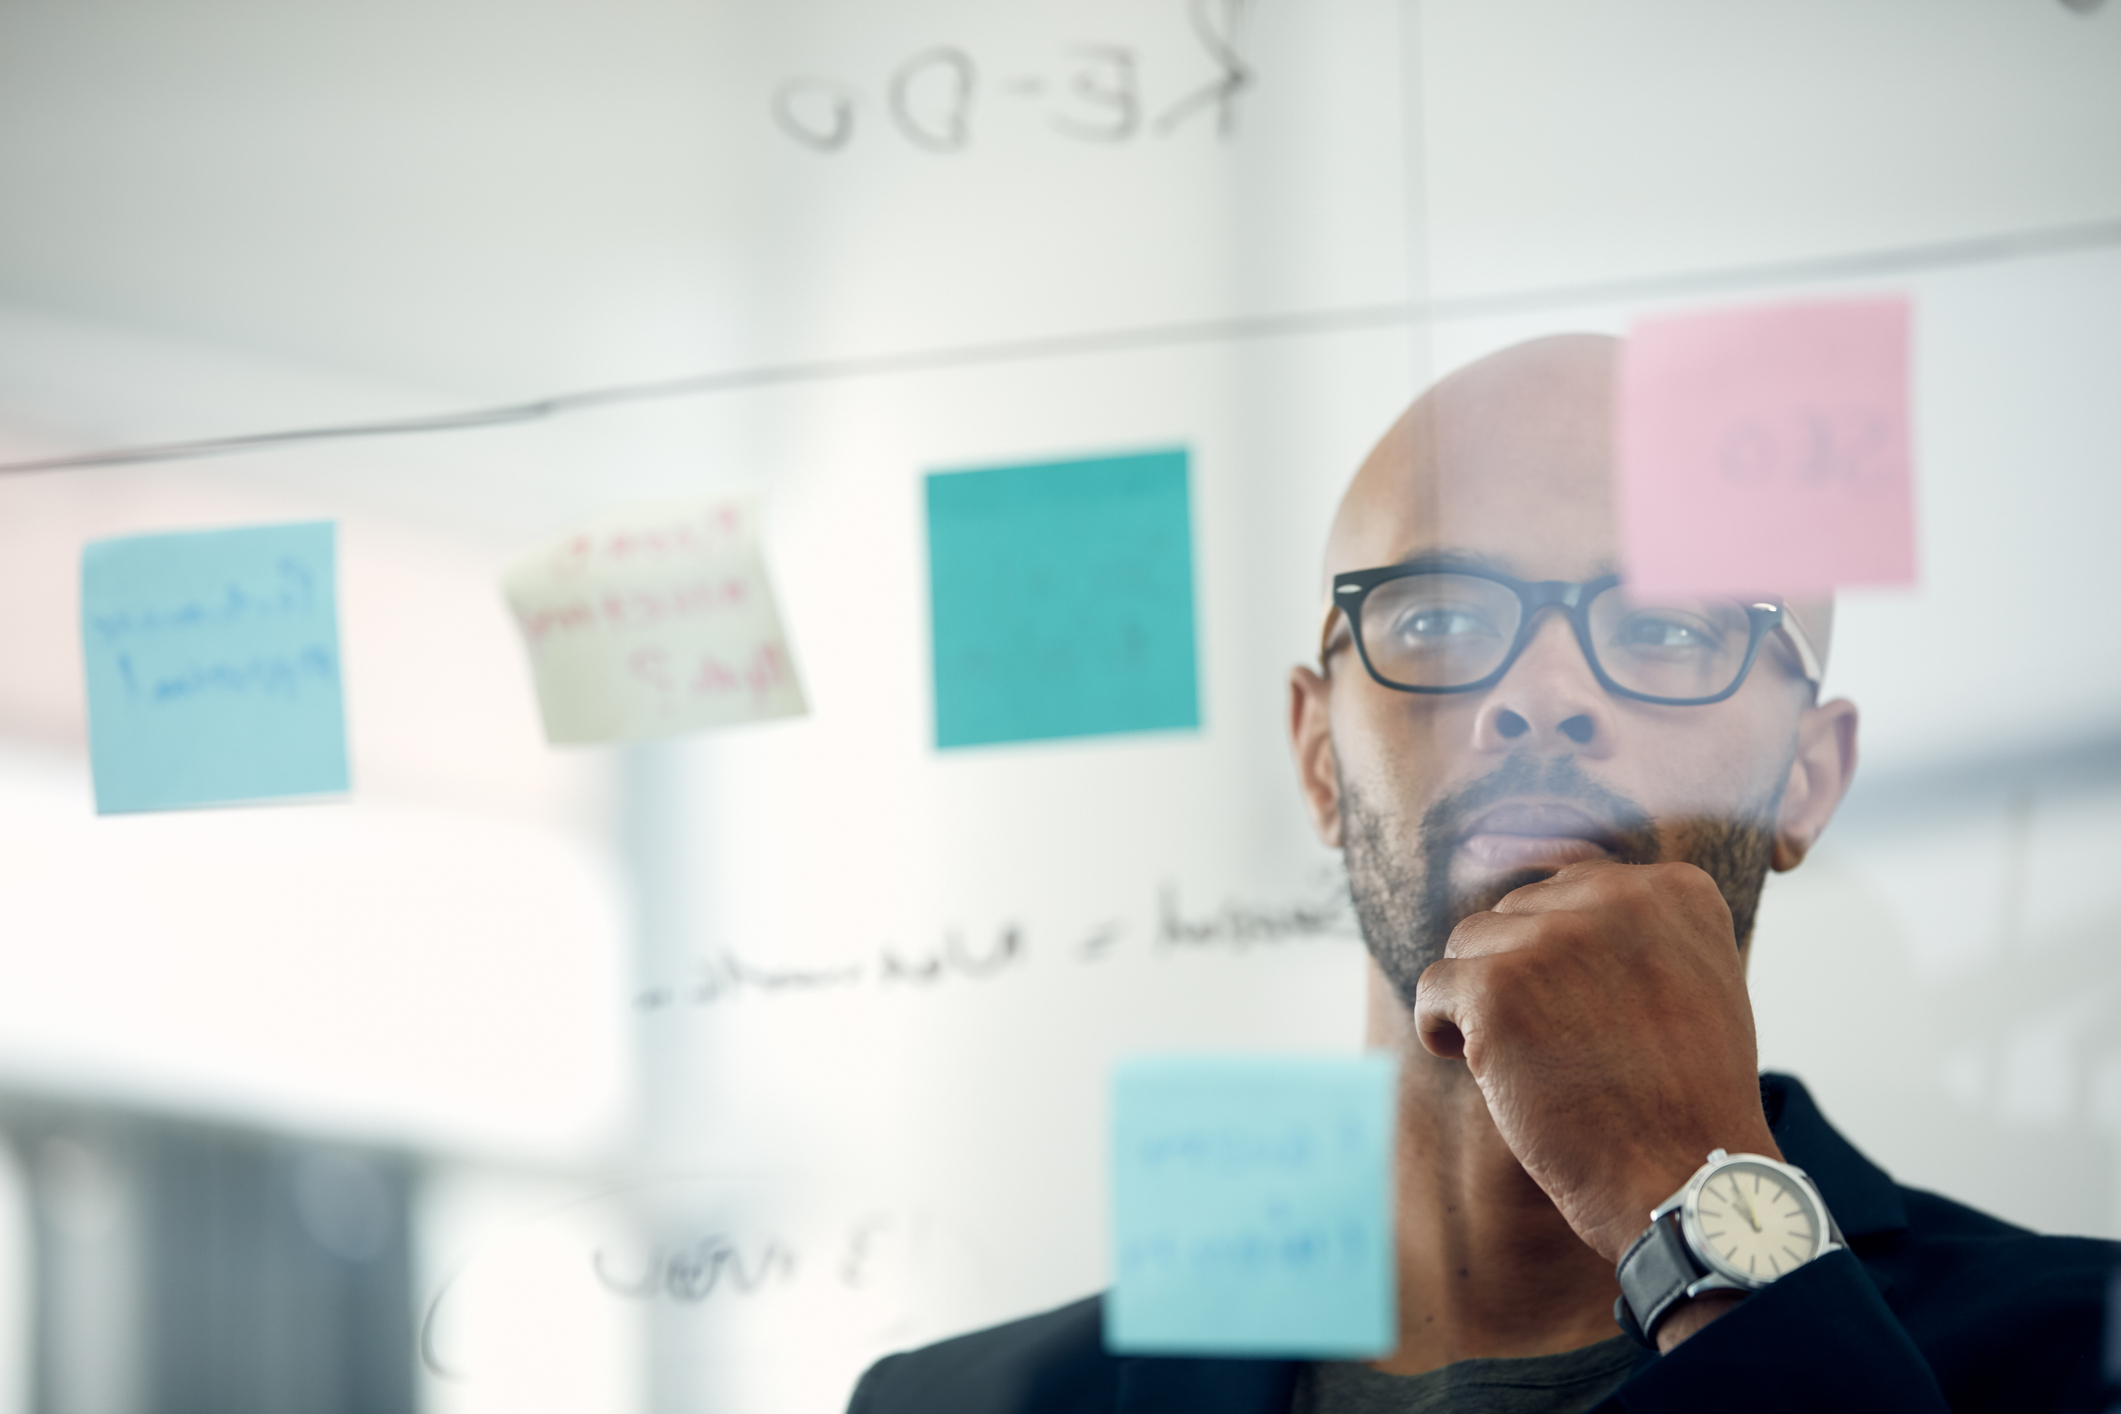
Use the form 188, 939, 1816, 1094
1413, 859, 1782, 1265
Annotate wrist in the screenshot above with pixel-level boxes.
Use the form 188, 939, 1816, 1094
1594, 1133, 1782, 1264
1651, 1289, 1744, 1352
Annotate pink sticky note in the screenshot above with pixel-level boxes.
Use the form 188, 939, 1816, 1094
1617, 297, 1916, 598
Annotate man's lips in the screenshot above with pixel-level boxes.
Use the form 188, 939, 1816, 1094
1455, 800, 1624, 872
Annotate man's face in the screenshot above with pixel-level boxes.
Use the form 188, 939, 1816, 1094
1303, 337, 1824, 1009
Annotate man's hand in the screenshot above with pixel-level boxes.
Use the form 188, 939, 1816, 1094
1412, 859, 1780, 1266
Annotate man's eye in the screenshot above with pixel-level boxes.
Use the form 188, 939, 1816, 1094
1397, 608, 1493, 639
1617, 616, 1712, 650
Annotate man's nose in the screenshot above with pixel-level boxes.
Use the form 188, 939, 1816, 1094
1468, 610, 1617, 755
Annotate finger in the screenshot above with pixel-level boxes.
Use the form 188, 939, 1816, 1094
1439, 907, 1537, 962
1412, 956, 1471, 1059
1489, 858, 1627, 914
1497, 859, 1734, 942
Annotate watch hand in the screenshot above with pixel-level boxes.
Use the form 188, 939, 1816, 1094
1733, 1185, 1763, 1233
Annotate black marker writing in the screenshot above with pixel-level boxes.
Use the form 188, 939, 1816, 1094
635, 924, 1025, 1010
636, 877, 1356, 1012
1053, 46, 1140, 142
890, 47, 976, 152
1156, 878, 1355, 951
594, 1236, 797, 1303
1076, 919, 1125, 962
773, 78, 857, 151
1153, 0, 1255, 138
879, 924, 1023, 984
772, 0, 1254, 155
838, 1213, 893, 1289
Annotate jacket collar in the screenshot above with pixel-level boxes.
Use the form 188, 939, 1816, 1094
1112, 1072, 1902, 1412
1760, 1072, 1906, 1239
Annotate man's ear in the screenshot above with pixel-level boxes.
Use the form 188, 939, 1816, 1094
1289, 664, 1344, 848
1772, 697, 1858, 871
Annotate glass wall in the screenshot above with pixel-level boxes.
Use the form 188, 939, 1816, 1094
0, 2, 2114, 1411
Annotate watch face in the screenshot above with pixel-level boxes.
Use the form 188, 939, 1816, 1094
1689, 1160, 1823, 1285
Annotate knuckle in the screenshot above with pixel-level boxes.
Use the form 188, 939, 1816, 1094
1616, 866, 1666, 905
1525, 908, 1595, 956
1443, 909, 1507, 958
1490, 878, 1546, 913
1477, 948, 1524, 987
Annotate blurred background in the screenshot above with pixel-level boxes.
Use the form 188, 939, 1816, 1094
0, 1, 2115, 1410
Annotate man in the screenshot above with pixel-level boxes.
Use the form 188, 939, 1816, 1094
849, 335, 2117, 1412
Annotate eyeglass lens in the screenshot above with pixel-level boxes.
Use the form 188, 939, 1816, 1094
1356, 574, 1757, 700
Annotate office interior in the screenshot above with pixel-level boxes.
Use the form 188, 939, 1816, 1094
0, 2, 2116, 1411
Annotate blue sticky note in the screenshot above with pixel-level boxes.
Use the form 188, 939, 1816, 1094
1107, 1053, 1398, 1358
926, 449, 1198, 749
81, 522, 350, 814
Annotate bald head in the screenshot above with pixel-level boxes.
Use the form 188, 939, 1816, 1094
1324, 333, 1833, 670
1289, 333, 1863, 1017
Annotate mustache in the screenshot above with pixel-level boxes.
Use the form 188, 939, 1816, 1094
1419, 752, 1662, 866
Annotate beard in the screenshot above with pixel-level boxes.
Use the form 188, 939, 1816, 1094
1340, 750, 1782, 1012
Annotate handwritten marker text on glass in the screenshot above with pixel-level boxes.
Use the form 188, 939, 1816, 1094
80, 521, 350, 814
502, 496, 807, 744
1617, 296, 1917, 598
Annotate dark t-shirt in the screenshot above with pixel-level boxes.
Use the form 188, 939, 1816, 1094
1291, 1338, 1638, 1414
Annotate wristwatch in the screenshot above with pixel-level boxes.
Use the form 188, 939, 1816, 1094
1614, 1148, 1844, 1347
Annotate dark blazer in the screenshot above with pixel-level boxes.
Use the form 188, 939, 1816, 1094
848, 1074, 2118, 1414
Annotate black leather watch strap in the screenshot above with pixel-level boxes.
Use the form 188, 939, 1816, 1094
1614, 1210, 1706, 1349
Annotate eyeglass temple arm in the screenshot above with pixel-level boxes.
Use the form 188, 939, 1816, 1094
1765, 605, 1825, 688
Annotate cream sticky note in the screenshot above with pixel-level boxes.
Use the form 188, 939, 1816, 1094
1617, 297, 1916, 598
502, 497, 806, 744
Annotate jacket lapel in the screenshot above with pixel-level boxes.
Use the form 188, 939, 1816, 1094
1761, 1072, 1907, 1240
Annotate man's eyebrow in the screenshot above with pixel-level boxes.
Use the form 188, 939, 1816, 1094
1375, 547, 1519, 576
1362, 551, 1627, 582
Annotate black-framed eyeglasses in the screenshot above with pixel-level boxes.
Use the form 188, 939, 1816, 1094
1323, 564, 1824, 707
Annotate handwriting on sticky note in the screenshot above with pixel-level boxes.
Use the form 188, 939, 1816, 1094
81, 522, 350, 815
1617, 296, 1916, 598
501, 496, 806, 744
1106, 1053, 1396, 1358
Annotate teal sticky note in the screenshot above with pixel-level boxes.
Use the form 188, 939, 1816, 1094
926, 449, 1198, 749
81, 522, 350, 814
1107, 1053, 1398, 1358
